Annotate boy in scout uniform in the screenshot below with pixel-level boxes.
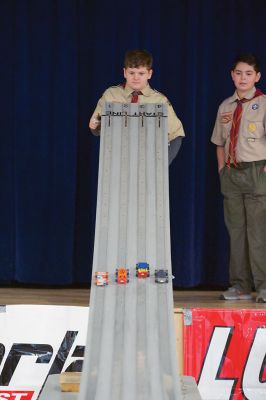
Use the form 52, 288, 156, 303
211, 54, 266, 302
89, 49, 185, 164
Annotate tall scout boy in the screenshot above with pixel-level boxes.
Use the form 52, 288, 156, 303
211, 54, 266, 303
89, 49, 185, 164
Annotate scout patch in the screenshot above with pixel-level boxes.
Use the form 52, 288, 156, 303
252, 103, 259, 110
220, 112, 233, 123
248, 123, 257, 133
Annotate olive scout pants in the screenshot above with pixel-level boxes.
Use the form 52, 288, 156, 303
220, 160, 266, 292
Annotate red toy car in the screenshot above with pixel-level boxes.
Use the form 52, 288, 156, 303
136, 262, 150, 278
116, 267, 129, 284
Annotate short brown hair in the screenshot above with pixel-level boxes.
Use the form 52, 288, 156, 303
232, 53, 261, 73
124, 49, 153, 69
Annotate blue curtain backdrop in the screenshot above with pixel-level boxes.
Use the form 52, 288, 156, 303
1, 0, 266, 287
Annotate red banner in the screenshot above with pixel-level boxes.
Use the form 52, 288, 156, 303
184, 308, 266, 400
0, 391, 34, 400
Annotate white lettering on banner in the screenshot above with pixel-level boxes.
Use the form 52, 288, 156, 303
198, 326, 236, 400
242, 327, 266, 400
0, 305, 89, 400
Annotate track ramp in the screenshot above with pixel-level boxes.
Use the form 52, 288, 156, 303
79, 102, 183, 400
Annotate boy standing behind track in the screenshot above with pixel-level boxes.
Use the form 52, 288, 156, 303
89, 49, 185, 164
211, 54, 266, 303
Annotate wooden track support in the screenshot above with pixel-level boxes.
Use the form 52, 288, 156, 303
60, 372, 81, 392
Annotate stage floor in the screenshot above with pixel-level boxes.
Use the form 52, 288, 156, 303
0, 287, 265, 309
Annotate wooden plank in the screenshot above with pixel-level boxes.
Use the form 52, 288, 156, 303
0, 288, 261, 309
174, 309, 184, 375
60, 372, 81, 392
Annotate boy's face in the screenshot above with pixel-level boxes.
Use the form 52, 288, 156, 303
123, 66, 153, 91
231, 62, 261, 96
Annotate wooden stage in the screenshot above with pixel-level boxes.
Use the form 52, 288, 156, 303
0, 287, 265, 309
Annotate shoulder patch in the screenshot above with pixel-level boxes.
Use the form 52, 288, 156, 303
220, 111, 233, 123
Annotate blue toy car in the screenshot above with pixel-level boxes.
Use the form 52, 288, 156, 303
136, 262, 150, 278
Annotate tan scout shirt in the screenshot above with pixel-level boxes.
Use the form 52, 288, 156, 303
90, 84, 185, 141
211, 87, 266, 162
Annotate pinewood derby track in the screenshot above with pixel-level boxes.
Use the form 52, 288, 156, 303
78, 103, 183, 400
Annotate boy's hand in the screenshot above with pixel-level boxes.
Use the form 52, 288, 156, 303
89, 117, 101, 130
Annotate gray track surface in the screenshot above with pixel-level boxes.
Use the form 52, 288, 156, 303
79, 103, 183, 400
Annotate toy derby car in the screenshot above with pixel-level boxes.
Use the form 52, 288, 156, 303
95, 271, 109, 286
136, 262, 150, 278
155, 269, 168, 283
116, 267, 129, 284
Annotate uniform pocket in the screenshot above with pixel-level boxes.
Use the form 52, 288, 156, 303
256, 163, 266, 195
219, 166, 226, 176
259, 164, 266, 179
219, 166, 229, 194
242, 118, 265, 139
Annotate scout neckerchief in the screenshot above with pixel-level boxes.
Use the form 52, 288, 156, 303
121, 82, 143, 103
130, 90, 143, 103
227, 88, 264, 167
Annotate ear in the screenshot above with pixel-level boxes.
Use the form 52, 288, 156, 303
231, 70, 235, 81
148, 69, 153, 79
123, 68, 127, 79
255, 72, 261, 83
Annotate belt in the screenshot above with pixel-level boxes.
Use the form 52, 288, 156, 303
229, 160, 266, 169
